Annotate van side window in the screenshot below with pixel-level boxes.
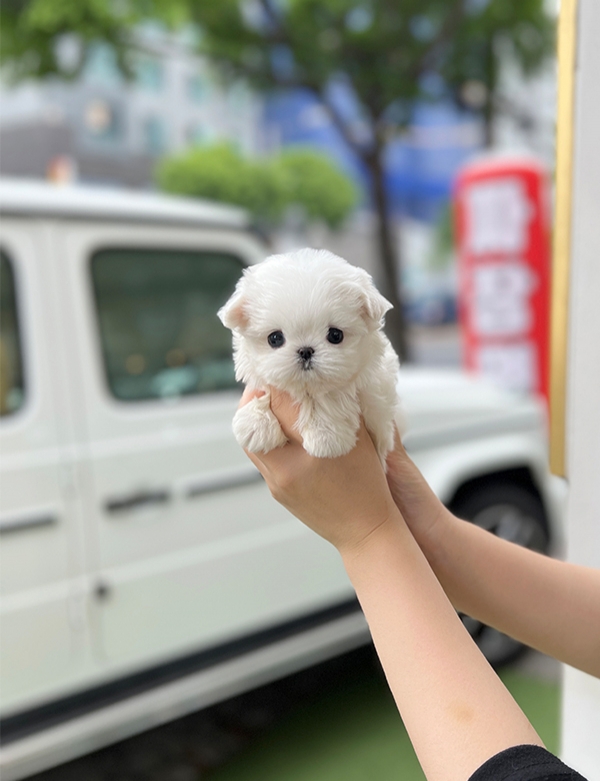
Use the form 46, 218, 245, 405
91, 248, 244, 401
0, 252, 25, 417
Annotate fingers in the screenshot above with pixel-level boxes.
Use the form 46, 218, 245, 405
238, 386, 265, 407
237, 387, 302, 478
268, 389, 303, 442
243, 447, 266, 476
238, 385, 303, 444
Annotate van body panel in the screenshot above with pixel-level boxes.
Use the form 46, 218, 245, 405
53, 222, 352, 676
0, 220, 89, 712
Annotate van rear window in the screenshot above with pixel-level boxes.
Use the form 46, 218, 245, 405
0, 252, 25, 417
90, 248, 244, 402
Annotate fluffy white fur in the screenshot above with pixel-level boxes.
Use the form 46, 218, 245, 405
218, 248, 402, 466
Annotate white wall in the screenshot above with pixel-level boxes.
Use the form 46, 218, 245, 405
560, 1, 600, 777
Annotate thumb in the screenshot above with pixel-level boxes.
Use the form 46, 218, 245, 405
238, 386, 266, 408
267, 388, 303, 444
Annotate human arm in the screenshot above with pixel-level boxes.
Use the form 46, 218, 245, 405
385, 430, 600, 678
241, 388, 544, 781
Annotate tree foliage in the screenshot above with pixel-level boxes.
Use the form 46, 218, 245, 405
156, 143, 286, 224
0, 0, 131, 80
156, 143, 358, 230
0, 0, 555, 358
1, 1, 555, 134
277, 147, 358, 229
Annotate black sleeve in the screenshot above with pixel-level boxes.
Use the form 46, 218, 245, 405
468, 745, 588, 781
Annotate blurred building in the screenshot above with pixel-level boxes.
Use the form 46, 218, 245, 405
1, 19, 555, 202
493, 53, 557, 170
0, 25, 265, 188
265, 88, 483, 224
264, 61, 556, 229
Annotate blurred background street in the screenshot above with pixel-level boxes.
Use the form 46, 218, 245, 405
1, 1, 565, 779
0, 0, 559, 364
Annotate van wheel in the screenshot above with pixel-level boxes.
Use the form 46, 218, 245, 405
450, 481, 549, 668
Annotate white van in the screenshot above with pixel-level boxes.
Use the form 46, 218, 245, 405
0, 178, 565, 780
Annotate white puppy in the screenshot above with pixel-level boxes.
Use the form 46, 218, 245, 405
218, 248, 402, 466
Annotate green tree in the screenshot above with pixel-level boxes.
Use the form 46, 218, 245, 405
156, 142, 288, 226
276, 147, 358, 230
156, 143, 358, 231
1, 0, 554, 358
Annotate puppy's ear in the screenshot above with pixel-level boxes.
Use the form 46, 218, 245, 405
218, 293, 249, 332
361, 285, 393, 327
349, 268, 392, 328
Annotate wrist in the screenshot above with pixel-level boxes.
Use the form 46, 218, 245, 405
417, 504, 458, 567
419, 510, 470, 611
339, 508, 414, 571
386, 446, 449, 552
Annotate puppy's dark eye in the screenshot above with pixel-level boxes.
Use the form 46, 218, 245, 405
327, 327, 344, 345
268, 330, 285, 348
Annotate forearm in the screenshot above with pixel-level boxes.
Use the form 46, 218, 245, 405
387, 445, 600, 676
429, 513, 600, 677
341, 512, 542, 781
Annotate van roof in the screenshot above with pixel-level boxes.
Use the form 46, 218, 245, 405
0, 177, 250, 230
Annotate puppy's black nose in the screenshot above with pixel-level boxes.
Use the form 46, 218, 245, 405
298, 347, 314, 361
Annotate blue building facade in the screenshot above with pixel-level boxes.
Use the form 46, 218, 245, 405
264, 88, 483, 224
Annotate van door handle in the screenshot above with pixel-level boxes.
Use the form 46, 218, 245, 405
104, 489, 171, 515
0, 510, 58, 534
180, 465, 263, 499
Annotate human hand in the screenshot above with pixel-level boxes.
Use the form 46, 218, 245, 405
239, 387, 400, 556
385, 428, 452, 555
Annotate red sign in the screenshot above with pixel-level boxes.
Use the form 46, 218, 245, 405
454, 155, 552, 401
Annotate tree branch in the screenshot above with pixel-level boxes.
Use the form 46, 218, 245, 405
257, 0, 291, 44
231, 3, 369, 160
408, 0, 467, 80
319, 94, 372, 160
258, 0, 282, 29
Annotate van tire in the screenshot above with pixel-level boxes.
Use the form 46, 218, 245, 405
450, 481, 549, 668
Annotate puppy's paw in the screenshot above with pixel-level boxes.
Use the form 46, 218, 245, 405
301, 425, 357, 459
373, 429, 395, 472
233, 393, 287, 454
